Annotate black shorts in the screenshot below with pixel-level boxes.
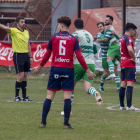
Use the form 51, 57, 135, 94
13, 53, 31, 74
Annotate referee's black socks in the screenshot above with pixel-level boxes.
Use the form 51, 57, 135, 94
22, 81, 27, 99
15, 81, 22, 97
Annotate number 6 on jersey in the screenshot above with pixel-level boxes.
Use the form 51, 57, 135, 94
59, 40, 66, 55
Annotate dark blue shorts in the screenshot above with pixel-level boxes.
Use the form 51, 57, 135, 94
121, 67, 136, 82
47, 66, 74, 91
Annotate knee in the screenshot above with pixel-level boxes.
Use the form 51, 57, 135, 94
17, 76, 23, 82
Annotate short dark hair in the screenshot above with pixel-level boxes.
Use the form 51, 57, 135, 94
57, 16, 71, 27
97, 22, 104, 27
125, 23, 137, 31
74, 18, 84, 29
106, 15, 113, 22
16, 16, 25, 23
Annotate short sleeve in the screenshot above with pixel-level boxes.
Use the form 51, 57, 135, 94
125, 36, 132, 47
47, 35, 53, 50
72, 32, 78, 38
8, 28, 16, 36
74, 37, 80, 51
105, 29, 112, 39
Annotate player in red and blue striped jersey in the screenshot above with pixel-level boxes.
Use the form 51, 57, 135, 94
119, 23, 137, 110
32, 16, 94, 129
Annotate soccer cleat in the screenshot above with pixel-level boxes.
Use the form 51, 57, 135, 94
120, 106, 126, 110
106, 74, 115, 80
126, 106, 135, 111
14, 96, 21, 102
21, 96, 33, 102
95, 91, 103, 106
61, 111, 72, 116
39, 122, 46, 128
99, 86, 104, 92
63, 123, 73, 129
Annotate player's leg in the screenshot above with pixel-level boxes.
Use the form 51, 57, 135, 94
40, 90, 56, 128
119, 68, 127, 110
107, 43, 120, 78
40, 66, 61, 128
99, 58, 109, 92
61, 67, 74, 129
114, 60, 120, 92
83, 64, 102, 106
125, 68, 136, 110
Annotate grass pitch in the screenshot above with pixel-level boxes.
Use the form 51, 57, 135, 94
0, 72, 140, 140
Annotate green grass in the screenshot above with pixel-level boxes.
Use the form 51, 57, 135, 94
0, 72, 140, 140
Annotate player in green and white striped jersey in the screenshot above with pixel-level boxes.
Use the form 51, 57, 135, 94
96, 22, 120, 92
97, 15, 121, 81
61, 18, 102, 116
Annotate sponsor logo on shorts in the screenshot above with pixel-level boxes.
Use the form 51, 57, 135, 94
54, 74, 69, 79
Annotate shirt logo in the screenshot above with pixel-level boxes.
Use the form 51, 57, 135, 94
26, 38, 29, 42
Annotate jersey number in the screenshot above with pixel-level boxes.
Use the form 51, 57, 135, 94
59, 40, 66, 55
85, 34, 90, 43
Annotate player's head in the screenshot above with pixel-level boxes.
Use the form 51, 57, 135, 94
125, 23, 137, 37
74, 18, 84, 30
97, 22, 105, 33
57, 16, 71, 31
16, 16, 25, 29
105, 15, 113, 25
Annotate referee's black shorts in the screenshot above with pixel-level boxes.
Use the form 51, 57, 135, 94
13, 53, 31, 74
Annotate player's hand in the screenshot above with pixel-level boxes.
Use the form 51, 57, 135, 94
94, 36, 98, 41
30, 58, 33, 64
112, 30, 116, 35
97, 39, 101, 43
132, 31, 138, 42
105, 25, 111, 30
32, 65, 42, 75
129, 58, 136, 63
86, 68, 96, 80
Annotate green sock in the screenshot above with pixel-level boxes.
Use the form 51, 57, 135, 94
108, 61, 115, 74
88, 87, 97, 96
100, 75, 106, 87
115, 74, 120, 89
71, 91, 74, 105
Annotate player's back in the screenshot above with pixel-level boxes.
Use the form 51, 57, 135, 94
72, 29, 95, 64
48, 31, 79, 69
119, 34, 135, 68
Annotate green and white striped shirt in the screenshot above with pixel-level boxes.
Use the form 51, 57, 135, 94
72, 29, 97, 64
96, 32, 108, 58
105, 25, 118, 45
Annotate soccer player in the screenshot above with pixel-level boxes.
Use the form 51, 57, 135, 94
0, 16, 33, 102
96, 22, 120, 92
61, 18, 103, 116
32, 16, 94, 129
119, 23, 137, 110
97, 15, 121, 79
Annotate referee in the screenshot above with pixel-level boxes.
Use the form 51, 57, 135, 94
0, 16, 33, 102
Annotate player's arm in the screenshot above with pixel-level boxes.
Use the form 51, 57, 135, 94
126, 37, 136, 63
127, 45, 135, 63
28, 41, 33, 64
111, 30, 120, 39
0, 23, 11, 33
32, 36, 53, 74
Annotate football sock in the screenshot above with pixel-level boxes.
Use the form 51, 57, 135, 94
108, 61, 115, 74
15, 81, 22, 97
126, 86, 133, 107
21, 81, 27, 99
88, 87, 97, 96
71, 91, 74, 105
100, 75, 106, 87
115, 74, 120, 90
119, 87, 126, 107
42, 98, 52, 124
64, 99, 71, 124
